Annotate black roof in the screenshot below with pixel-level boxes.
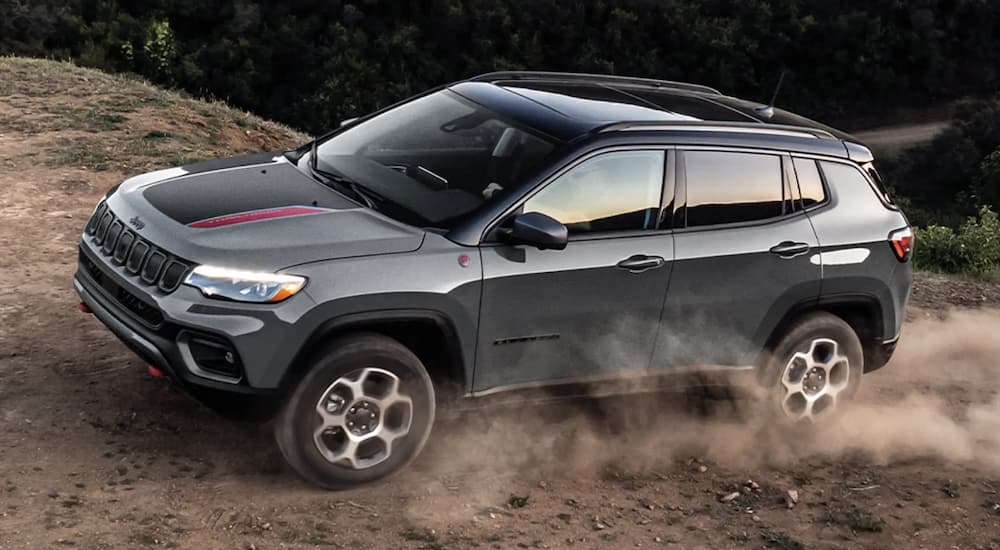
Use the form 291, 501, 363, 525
449, 72, 852, 144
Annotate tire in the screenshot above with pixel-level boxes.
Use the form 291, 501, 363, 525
275, 332, 436, 489
761, 312, 864, 423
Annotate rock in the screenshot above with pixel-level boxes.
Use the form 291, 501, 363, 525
538, 480, 548, 489
746, 480, 760, 491
508, 494, 529, 508
752, 515, 761, 522
654, 536, 662, 543
785, 489, 799, 509
697, 465, 708, 473
718, 492, 740, 503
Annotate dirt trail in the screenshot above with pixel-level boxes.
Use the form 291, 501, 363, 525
2, 58, 1000, 549
853, 121, 948, 155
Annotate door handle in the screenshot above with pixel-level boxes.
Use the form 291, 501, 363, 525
769, 241, 810, 258
616, 254, 665, 273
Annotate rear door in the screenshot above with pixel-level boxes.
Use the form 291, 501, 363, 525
474, 149, 675, 393
651, 148, 821, 369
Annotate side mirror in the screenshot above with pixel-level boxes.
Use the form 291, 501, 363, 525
339, 117, 359, 127
503, 212, 568, 250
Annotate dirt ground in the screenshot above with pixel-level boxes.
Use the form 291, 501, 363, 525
3, 58, 1000, 549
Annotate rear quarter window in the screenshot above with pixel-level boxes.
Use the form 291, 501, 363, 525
792, 157, 827, 208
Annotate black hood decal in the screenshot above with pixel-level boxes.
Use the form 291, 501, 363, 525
142, 157, 356, 224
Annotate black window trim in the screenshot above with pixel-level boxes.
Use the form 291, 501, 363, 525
782, 152, 802, 214
789, 155, 831, 212
675, 146, 805, 233
481, 145, 677, 244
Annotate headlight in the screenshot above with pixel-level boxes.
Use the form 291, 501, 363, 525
184, 265, 306, 303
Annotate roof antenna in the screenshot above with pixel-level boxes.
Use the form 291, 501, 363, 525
754, 70, 786, 120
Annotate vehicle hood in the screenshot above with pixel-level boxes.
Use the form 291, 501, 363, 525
103, 153, 425, 271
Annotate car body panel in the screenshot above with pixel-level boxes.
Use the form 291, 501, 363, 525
802, 158, 912, 341
475, 233, 674, 392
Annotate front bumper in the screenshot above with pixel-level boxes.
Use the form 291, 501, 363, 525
74, 239, 316, 417
75, 274, 272, 395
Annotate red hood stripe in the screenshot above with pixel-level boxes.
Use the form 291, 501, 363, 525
188, 206, 333, 228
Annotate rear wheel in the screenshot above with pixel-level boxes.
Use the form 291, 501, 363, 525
275, 333, 435, 489
762, 312, 864, 423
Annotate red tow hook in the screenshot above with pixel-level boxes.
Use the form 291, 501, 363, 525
77, 302, 92, 314
147, 365, 165, 378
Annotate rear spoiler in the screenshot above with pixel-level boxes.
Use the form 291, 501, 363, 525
844, 140, 875, 163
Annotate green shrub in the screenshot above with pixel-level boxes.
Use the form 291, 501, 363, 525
914, 206, 1000, 276
974, 148, 1000, 209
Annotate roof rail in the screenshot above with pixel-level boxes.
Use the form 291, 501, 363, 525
469, 71, 723, 96
597, 120, 837, 140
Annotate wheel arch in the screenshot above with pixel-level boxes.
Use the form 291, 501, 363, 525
280, 309, 468, 397
756, 293, 885, 377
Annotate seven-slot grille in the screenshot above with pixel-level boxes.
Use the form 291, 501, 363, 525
85, 201, 192, 293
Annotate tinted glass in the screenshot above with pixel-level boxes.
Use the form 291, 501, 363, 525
684, 151, 783, 227
316, 91, 558, 227
625, 89, 758, 122
860, 161, 893, 204
504, 85, 692, 122
793, 157, 826, 208
523, 151, 664, 234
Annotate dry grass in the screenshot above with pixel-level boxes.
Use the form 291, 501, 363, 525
0, 56, 308, 173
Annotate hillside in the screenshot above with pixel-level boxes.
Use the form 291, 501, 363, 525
2, 58, 1000, 549
0, 56, 307, 174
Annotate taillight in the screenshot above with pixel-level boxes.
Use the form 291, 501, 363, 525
889, 227, 913, 262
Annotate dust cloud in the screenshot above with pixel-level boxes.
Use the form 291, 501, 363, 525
413, 308, 1000, 504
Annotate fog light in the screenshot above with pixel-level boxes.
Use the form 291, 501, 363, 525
187, 334, 243, 379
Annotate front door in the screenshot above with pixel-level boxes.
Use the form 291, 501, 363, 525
474, 149, 674, 393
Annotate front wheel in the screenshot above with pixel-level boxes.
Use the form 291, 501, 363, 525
762, 312, 864, 423
275, 333, 436, 489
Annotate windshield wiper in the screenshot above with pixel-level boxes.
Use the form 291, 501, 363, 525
307, 149, 382, 210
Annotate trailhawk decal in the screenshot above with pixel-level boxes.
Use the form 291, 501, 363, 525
188, 206, 334, 228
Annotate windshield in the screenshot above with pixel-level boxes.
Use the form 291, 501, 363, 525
314, 90, 559, 228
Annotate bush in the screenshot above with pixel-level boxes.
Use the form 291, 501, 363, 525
914, 206, 1000, 276
974, 148, 1000, 209
883, 97, 1000, 227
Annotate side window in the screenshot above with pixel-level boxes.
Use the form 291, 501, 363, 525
684, 151, 783, 227
793, 157, 827, 208
522, 150, 664, 234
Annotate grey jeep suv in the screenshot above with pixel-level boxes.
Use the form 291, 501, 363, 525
75, 72, 912, 488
